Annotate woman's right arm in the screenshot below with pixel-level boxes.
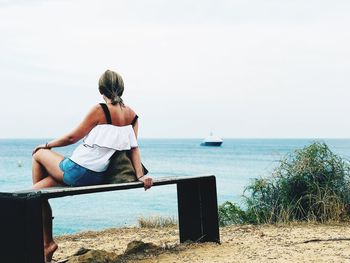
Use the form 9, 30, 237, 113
32, 105, 102, 155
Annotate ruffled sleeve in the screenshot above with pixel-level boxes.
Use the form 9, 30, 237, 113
83, 125, 138, 150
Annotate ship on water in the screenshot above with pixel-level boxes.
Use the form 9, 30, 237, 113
200, 132, 223, 146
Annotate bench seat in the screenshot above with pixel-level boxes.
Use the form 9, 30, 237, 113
0, 175, 220, 263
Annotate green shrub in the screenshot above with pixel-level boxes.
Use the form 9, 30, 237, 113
245, 142, 350, 223
218, 201, 247, 226
219, 142, 350, 225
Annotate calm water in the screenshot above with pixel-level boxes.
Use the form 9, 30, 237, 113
1, 139, 350, 235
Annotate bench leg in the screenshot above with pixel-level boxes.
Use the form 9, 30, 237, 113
177, 176, 220, 243
0, 193, 44, 263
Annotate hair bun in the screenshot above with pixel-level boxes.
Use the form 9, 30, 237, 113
111, 95, 123, 105
99, 70, 125, 105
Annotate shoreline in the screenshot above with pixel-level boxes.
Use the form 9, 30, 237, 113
54, 222, 350, 262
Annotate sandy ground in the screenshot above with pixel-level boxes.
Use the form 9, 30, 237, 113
54, 223, 350, 262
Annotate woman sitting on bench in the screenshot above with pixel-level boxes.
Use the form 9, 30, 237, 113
31, 69, 153, 263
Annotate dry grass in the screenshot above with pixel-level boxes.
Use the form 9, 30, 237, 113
138, 215, 177, 228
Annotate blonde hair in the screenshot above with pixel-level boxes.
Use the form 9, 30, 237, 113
98, 70, 124, 105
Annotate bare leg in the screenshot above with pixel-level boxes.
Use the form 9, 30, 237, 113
33, 176, 62, 190
42, 200, 58, 262
34, 177, 62, 262
32, 149, 65, 262
32, 149, 65, 184
32, 157, 48, 184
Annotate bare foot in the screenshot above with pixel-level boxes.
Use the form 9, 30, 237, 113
44, 242, 58, 262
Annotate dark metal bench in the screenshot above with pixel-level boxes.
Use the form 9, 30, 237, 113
0, 175, 220, 263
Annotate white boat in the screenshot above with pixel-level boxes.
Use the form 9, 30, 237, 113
200, 132, 223, 146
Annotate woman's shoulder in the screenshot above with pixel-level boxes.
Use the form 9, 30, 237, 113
83, 104, 106, 121
123, 105, 138, 125
123, 105, 136, 117
90, 103, 106, 113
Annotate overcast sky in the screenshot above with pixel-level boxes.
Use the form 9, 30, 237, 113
0, 0, 349, 138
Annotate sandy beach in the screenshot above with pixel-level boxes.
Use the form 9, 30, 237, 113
53, 222, 350, 262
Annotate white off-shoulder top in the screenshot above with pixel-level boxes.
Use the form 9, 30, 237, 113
70, 124, 138, 172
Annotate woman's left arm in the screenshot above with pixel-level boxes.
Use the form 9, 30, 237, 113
130, 120, 153, 190
32, 105, 101, 155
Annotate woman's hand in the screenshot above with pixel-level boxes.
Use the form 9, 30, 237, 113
138, 176, 153, 190
32, 143, 51, 156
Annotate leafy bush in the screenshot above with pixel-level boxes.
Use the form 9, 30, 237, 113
218, 201, 246, 226
219, 142, 350, 225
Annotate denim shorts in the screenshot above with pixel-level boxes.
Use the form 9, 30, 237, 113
59, 158, 105, 187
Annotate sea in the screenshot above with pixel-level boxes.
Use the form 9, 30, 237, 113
1, 139, 350, 235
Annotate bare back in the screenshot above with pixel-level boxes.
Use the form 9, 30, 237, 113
98, 104, 136, 126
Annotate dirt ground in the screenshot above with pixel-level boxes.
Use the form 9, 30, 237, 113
54, 223, 350, 262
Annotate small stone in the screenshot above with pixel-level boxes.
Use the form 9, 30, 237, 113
124, 240, 159, 255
